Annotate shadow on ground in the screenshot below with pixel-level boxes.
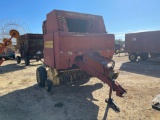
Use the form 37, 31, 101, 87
0, 60, 43, 74
120, 58, 160, 78
0, 79, 106, 120
0, 63, 26, 74
20, 59, 43, 66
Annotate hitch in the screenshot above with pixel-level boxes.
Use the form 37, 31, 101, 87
75, 53, 126, 111
105, 79, 126, 112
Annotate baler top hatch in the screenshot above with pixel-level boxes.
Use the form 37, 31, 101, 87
43, 10, 106, 34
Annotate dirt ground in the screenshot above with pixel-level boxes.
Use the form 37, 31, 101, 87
0, 53, 160, 120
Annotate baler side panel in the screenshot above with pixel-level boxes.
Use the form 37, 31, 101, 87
59, 34, 114, 52
56, 32, 114, 70
54, 32, 60, 69
44, 33, 54, 68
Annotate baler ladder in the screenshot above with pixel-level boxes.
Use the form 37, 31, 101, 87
75, 52, 126, 111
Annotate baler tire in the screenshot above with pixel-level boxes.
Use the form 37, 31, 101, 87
129, 53, 137, 62
45, 79, 52, 92
36, 66, 47, 87
16, 56, 21, 64
25, 57, 30, 66
140, 53, 148, 61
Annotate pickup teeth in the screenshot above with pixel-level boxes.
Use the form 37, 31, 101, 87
58, 70, 89, 84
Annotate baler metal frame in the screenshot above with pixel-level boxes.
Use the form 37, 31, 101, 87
36, 10, 126, 112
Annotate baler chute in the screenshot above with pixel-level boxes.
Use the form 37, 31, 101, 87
36, 10, 126, 111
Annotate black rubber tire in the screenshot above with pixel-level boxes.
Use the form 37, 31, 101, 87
25, 57, 30, 66
45, 79, 52, 92
16, 56, 21, 64
129, 53, 138, 62
36, 66, 47, 87
140, 53, 148, 61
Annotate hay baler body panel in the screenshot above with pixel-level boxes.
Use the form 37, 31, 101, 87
43, 10, 115, 70
44, 32, 114, 70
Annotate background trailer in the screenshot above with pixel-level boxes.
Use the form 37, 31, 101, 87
125, 30, 160, 62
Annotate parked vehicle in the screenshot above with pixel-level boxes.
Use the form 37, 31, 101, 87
125, 30, 160, 62
16, 33, 44, 66
36, 10, 126, 111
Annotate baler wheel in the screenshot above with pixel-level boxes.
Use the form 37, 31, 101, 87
16, 56, 21, 64
129, 53, 137, 62
36, 66, 47, 87
45, 79, 52, 92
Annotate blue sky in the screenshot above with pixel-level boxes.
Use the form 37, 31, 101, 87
0, 0, 160, 40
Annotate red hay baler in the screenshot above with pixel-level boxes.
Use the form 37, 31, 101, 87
36, 10, 126, 111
